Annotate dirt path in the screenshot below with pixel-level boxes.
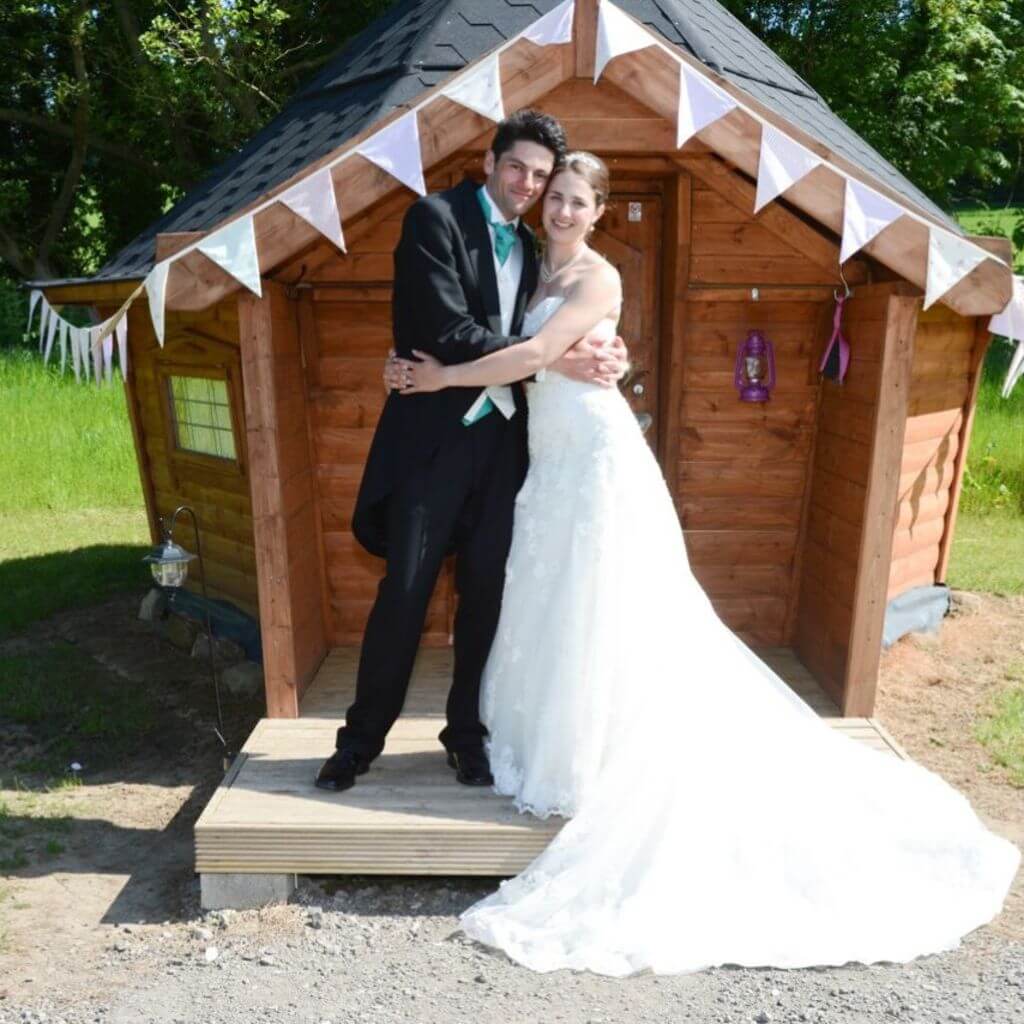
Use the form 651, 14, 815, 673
0, 591, 1020, 1023
874, 591, 1024, 941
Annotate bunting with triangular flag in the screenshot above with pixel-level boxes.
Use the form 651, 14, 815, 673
442, 54, 505, 123
70, 325, 82, 381
43, 308, 59, 363
989, 275, 1024, 397
594, 0, 657, 83
278, 168, 345, 253
37, 303, 50, 353
924, 230, 990, 310
677, 62, 737, 149
91, 326, 103, 384
58, 319, 69, 374
145, 260, 171, 345
102, 333, 114, 382
116, 317, 129, 377
197, 216, 262, 296
26, 289, 42, 339
840, 178, 905, 264
356, 111, 427, 197
754, 124, 822, 213
522, 0, 574, 46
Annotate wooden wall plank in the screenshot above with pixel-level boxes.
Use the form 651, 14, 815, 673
935, 320, 992, 581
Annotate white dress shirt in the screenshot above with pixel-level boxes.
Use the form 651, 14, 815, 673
478, 185, 524, 336
462, 186, 524, 424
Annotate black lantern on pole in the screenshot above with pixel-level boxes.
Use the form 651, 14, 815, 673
145, 505, 234, 771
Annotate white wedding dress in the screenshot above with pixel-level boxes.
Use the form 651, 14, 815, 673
458, 296, 1020, 976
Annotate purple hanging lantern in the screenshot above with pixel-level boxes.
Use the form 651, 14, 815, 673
734, 329, 776, 403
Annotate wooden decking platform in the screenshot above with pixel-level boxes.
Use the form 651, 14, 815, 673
195, 648, 907, 877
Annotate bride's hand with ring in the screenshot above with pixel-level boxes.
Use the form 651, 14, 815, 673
394, 350, 449, 394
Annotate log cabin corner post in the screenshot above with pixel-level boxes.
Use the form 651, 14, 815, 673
934, 318, 993, 583
239, 280, 329, 717
843, 284, 921, 715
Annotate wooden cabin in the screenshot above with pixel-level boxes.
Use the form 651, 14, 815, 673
32, 0, 1013, 731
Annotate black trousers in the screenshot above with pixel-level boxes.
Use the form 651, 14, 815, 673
337, 413, 527, 760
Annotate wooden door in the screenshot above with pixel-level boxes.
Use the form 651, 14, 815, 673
591, 187, 663, 449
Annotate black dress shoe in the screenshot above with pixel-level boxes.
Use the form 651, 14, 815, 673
446, 749, 494, 787
314, 749, 370, 792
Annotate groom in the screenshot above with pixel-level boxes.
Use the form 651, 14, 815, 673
315, 110, 626, 793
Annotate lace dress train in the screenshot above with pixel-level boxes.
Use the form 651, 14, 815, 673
458, 297, 1020, 976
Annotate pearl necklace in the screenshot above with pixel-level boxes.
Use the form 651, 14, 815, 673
540, 244, 586, 283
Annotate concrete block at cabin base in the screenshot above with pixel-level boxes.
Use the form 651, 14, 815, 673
137, 587, 167, 623
949, 589, 984, 617
200, 872, 296, 911
165, 613, 201, 652
221, 660, 264, 697
190, 633, 246, 667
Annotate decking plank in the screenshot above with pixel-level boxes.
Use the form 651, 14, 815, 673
196, 647, 906, 875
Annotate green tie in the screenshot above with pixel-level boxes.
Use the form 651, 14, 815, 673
477, 189, 517, 265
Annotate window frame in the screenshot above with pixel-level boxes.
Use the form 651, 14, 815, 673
157, 360, 247, 484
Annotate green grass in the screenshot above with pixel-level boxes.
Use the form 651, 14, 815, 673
0, 778, 83, 881
0, 508, 150, 635
0, 641, 158, 776
958, 342, 1024, 518
945, 335, 1024, 595
0, 349, 149, 632
974, 671, 1024, 788
955, 205, 1024, 272
0, 349, 142, 513
946, 513, 1024, 594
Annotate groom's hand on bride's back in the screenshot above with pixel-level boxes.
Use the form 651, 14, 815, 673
553, 333, 629, 388
382, 335, 630, 391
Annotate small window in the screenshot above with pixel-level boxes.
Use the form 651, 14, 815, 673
168, 375, 237, 460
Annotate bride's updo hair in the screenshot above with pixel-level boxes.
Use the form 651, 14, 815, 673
554, 151, 610, 207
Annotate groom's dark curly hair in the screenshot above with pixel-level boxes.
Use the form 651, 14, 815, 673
490, 109, 567, 164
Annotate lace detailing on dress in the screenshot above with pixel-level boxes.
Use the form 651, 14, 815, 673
461, 294, 1020, 976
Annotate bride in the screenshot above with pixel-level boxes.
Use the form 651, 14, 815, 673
394, 152, 1020, 976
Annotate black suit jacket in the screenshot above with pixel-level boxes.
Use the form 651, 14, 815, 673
352, 178, 538, 556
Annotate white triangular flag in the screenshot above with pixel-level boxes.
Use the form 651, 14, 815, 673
102, 333, 114, 383
840, 178, 905, 264
145, 260, 170, 345
989, 276, 1024, 397
754, 124, 822, 212
43, 308, 59, 364
442, 54, 505, 123
924, 229, 989, 310
198, 216, 262, 296
91, 326, 103, 385
356, 111, 426, 197
522, 0, 574, 46
1005, 341, 1024, 398
594, 0, 657, 82
677, 62, 737, 149
115, 316, 129, 377
989, 274, 1024, 338
70, 325, 82, 381
37, 302, 50, 352
278, 168, 345, 252
58, 319, 69, 374
26, 289, 42, 337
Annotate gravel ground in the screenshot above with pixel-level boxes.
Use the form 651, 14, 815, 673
1, 594, 1021, 1023
2, 878, 1022, 1024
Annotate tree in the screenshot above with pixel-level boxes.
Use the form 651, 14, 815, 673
721, 0, 1024, 204
0, 1, 392, 282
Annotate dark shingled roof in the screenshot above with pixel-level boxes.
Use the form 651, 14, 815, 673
34, 0, 958, 289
